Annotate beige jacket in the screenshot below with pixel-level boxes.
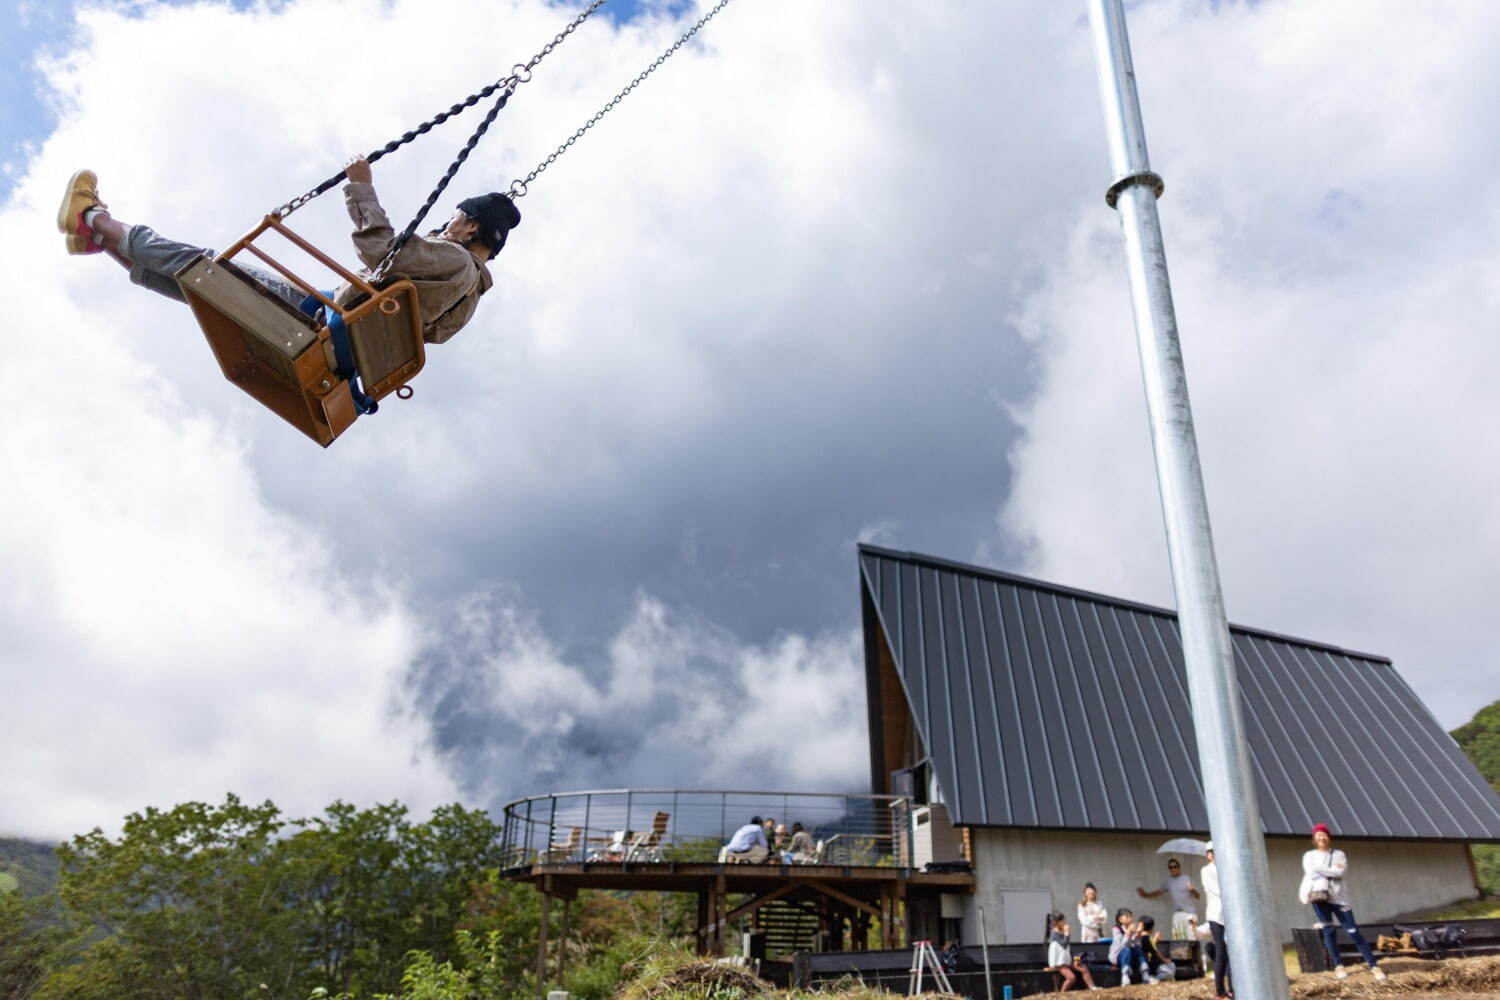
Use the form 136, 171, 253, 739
341, 182, 493, 345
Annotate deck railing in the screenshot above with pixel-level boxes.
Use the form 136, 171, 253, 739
500, 789, 911, 869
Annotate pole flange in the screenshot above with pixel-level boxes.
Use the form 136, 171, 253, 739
1105, 169, 1165, 208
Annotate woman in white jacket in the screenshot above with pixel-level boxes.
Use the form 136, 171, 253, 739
1076, 883, 1108, 943
1299, 823, 1385, 981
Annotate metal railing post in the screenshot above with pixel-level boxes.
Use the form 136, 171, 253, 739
583, 793, 592, 862
1086, 3, 1288, 998
547, 797, 557, 863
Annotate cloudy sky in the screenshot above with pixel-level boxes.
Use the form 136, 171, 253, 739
2, 0, 1496, 841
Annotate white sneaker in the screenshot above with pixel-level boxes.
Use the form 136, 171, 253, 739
1142, 973, 1157, 984
1333, 966, 1348, 980
1371, 966, 1387, 981
1120, 967, 1133, 985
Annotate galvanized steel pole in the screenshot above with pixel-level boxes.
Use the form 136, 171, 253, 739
1084, 3, 1289, 999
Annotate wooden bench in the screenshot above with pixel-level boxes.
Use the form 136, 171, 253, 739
792, 940, 1201, 997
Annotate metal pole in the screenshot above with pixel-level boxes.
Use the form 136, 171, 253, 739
977, 907, 994, 1000
1084, 3, 1287, 999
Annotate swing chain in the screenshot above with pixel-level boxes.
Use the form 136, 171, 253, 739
509, 0, 737, 198
271, 0, 609, 220
370, 87, 512, 279
522, 0, 609, 74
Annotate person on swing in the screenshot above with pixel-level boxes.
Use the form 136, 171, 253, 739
56, 156, 520, 345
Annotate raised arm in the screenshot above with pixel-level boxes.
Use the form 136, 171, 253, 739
341, 156, 399, 271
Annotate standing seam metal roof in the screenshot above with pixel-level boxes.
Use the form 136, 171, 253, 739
860, 545, 1500, 840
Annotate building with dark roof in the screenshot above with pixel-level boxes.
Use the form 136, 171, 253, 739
859, 544, 1500, 941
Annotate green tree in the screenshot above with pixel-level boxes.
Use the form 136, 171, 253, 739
1452, 699, 1500, 896
36, 795, 513, 999
0, 888, 79, 1000
43, 795, 302, 1000
286, 801, 510, 995
1451, 699, 1500, 793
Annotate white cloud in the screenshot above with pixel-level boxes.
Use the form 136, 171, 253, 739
0, 261, 457, 837
1001, 0, 1500, 727
4, 0, 1063, 838
422, 588, 867, 800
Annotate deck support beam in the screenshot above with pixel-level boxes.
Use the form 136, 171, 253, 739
534, 891, 550, 1000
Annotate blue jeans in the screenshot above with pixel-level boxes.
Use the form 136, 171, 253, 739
120, 225, 306, 309
1311, 900, 1378, 968
1116, 945, 1144, 979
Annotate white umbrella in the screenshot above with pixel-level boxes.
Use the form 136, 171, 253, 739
1156, 837, 1209, 856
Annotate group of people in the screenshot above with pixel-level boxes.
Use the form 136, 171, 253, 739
1044, 824, 1387, 996
1046, 893, 1183, 992
719, 816, 816, 864
1044, 853, 1217, 992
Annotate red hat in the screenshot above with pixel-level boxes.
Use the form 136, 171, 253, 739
1311, 823, 1331, 836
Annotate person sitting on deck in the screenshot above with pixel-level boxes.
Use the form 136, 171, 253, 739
56, 160, 519, 346
718, 816, 769, 864
785, 822, 816, 864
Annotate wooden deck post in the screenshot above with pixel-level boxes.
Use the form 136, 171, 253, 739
696, 889, 709, 955
557, 898, 572, 980
535, 891, 551, 999
895, 880, 908, 948
714, 873, 728, 956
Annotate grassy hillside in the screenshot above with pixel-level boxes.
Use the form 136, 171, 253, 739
1451, 698, 1500, 896
1452, 699, 1500, 794
0, 837, 61, 898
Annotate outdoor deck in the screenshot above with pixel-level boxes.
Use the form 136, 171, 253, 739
499, 788, 975, 974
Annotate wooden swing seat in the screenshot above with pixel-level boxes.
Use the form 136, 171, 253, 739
176, 214, 426, 447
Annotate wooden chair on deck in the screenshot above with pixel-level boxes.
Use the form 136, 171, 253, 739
627, 811, 670, 862
543, 826, 583, 862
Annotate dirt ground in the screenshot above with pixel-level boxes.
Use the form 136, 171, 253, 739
1075, 954, 1500, 1000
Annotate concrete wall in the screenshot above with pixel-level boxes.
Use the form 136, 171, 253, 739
960, 827, 1477, 945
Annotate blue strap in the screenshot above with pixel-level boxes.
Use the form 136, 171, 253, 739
300, 292, 378, 415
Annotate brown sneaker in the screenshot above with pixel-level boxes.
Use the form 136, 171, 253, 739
58, 169, 107, 255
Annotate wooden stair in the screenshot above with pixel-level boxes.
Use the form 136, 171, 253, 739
755, 899, 821, 956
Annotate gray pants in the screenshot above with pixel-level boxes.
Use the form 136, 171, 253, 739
122, 224, 307, 310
